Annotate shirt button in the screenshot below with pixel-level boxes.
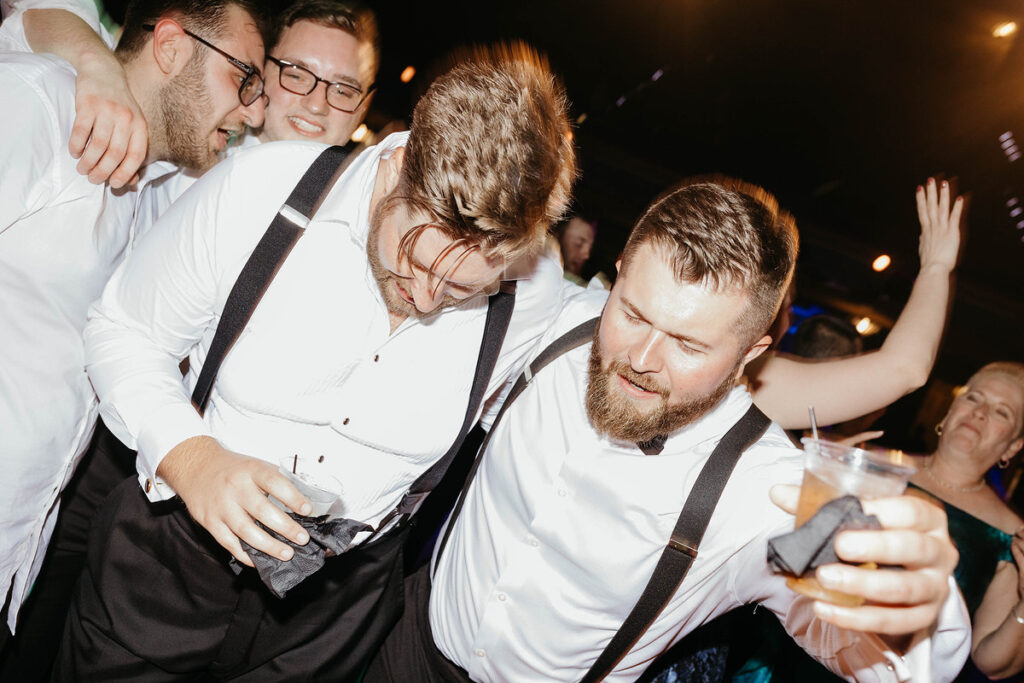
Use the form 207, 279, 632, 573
529, 539, 539, 548
342, 417, 350, 425
475, 649, 486, 658
497, 592, 507, 601
557, 488, 567, 497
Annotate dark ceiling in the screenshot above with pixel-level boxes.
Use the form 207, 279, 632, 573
364, 0, 1024, 385
94, 0, 1024, 385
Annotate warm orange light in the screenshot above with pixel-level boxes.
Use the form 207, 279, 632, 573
855, 316, 880, 336
400, 65, 416, 83
350, 123, 369, 143
872, 254, 891, 272
994, 21, 1018, 38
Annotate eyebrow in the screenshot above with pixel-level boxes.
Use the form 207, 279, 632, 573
621, 296, 713, 350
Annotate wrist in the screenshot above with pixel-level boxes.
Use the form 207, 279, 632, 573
917, 262, 954, 277
76, 45, 122, 76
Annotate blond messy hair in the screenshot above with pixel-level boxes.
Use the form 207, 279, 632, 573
390, 42, 577, 262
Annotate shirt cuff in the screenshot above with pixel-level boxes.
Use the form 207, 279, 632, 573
135, 400, 214, 502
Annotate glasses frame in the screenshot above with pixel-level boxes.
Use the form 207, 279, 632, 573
142, 23, 264, 107
267, 56, 375, 113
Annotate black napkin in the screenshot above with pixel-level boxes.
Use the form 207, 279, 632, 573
231, 513, 372, 598
767, 495, 882, 577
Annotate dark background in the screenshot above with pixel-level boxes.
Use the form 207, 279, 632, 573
104, 0, 1024, 497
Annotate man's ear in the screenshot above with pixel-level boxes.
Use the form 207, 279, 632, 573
151, 18, 192, 77
736, 334, 773, 380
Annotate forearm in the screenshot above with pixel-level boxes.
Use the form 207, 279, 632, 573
750, 264, 951, 430
970, 602, 1024, 679
23, 7, 113, 64
874, 262, 952, 393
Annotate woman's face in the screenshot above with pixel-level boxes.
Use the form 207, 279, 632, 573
940, 372, 1024, 467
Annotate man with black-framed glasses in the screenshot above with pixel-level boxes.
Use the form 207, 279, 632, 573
3, 0, 381, 185
0, 0, 268, 667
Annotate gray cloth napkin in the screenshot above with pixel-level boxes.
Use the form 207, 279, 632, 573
766, 495, 882, 577
231, 513, 372, 598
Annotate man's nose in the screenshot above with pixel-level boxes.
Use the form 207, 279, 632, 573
410, 276, 443, 313
242, 94, 266, 128
628, 329, 664, 374
303, 83, 329, 114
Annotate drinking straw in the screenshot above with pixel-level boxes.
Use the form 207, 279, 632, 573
808, 406, 819, 441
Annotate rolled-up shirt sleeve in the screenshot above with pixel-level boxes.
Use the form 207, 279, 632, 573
84, 155, 266, 501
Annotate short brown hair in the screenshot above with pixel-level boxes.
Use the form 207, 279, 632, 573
116, 0, 269, 61
620, 177, 799, 347
271, 1, 380, 81
393, 42, 577, 262
969, 361, 1024, 438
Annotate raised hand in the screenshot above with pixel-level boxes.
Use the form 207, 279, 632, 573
915, 177, 963, 276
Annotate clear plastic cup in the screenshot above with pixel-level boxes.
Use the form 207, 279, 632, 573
275, 456, 344, 517
786, 438, 916, 606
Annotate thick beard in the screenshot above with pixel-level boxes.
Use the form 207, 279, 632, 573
158, 53, 217, 171
365, 203, 463, 319
584, 333, 739, 444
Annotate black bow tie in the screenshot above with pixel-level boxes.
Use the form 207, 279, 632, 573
636, 434, 667, 455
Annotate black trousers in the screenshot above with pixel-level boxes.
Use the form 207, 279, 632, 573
0, 421, 135, 682
363, 564, 471, 683
55, 478, 409, 682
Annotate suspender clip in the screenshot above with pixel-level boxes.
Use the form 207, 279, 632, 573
668, 536, 699, 559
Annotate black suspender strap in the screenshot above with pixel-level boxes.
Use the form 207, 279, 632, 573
433, 316, 600, 572
580, 403, 772, 683
369, 281, 519, 535
191, 145, 350, 415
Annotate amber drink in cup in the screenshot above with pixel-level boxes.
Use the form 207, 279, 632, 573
786, 438, 916, 606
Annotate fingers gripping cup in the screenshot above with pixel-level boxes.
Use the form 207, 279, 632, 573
786, 438, 916, 606
276, 456, 344, 518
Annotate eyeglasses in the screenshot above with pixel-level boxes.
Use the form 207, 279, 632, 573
143, 24, 265, 107
267, 56, 375, 113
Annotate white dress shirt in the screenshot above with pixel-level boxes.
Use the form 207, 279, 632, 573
430, 287, 971, 682
0, 51, 178, 632
84, 133, 564, 534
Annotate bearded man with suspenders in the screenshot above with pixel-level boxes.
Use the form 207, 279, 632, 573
365, 179, 970, 682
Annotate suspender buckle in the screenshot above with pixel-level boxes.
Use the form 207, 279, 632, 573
668, 536, 699, 559
278, 203, 311, 229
